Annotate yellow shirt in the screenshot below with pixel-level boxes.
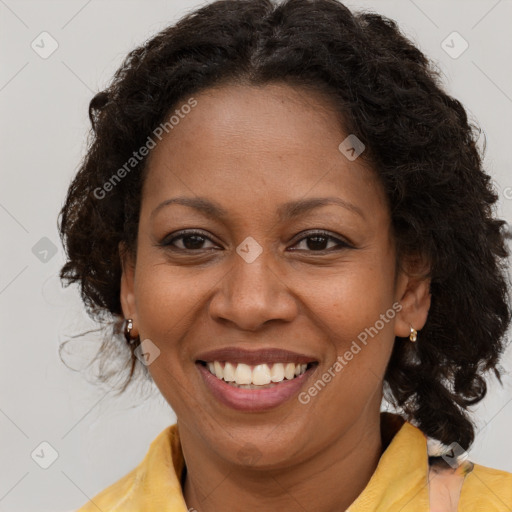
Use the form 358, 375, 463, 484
76, 413, 512, 511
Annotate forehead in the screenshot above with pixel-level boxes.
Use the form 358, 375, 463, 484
142, 83, 387, 221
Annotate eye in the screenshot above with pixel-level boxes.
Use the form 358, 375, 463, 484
289, 230, 351, 252
161, 230, 218, 251
160, 229, 352, 253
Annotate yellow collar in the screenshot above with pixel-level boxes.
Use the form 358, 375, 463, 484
77, 412, 512, 511
347, 413, 429, 511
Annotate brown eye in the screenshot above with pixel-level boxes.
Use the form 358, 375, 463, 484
290, 231, 351, 252
161, 230, 218, 251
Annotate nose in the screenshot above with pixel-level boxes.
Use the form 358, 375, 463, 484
208, 247, 298, 331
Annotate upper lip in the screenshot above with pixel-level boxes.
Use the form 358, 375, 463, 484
195, 347, 318, 365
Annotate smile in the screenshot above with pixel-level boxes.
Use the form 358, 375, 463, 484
195, 347, 319, 410
201, 361, 312, 388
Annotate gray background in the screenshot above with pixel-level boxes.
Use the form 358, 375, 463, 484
1, 1, 511, 511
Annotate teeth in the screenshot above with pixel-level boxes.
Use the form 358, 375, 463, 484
294, 364, 308, 376
270, 363, 285, 382
252, 364, 272, 385
284, 362, 296, 380
223, 362, 236, 382
205, 361, 309, 385
214, 361, 223, 378
234, 363, 252, 384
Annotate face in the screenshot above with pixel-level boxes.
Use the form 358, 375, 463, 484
120, 83, 430, 469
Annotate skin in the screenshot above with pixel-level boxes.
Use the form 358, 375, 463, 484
120, 83, 431, 512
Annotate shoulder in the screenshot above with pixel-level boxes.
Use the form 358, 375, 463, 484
426, 431, 512, 510
459, 461, 512, 510
75, 425, 185, 512
75, 465, 140, 512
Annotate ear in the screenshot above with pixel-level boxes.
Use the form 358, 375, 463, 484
119, 241, 139, 339
394, 258, 431, 339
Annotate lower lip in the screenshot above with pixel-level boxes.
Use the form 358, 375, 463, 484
196, 363, 316, 412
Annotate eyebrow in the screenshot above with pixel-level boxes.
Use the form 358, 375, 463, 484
150, 196, 365, 221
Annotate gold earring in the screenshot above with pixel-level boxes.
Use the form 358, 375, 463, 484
124, 318, 134, 343
409, 325, 418, 342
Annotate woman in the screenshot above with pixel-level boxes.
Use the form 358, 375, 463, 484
58, 0, 512, 510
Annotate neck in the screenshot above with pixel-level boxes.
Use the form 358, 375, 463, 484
180, 411, 384, 512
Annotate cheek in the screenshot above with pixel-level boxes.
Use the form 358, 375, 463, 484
307, 269, 397, 407
133, 255, 219, 341
132, 263, 202, 410
305, 261, 397, 342
135, 268, 179, 335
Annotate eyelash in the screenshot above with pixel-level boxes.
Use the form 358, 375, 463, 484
160, 229, 352, 253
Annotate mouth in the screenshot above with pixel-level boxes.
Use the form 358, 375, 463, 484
197, 360, 316, 389
195, 347, 319, 411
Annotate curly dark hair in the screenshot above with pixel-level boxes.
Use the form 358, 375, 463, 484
58, 0, 511, 449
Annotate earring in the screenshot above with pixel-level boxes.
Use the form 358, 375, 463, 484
124, 318, 134, 343
409, 325, 418, 342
